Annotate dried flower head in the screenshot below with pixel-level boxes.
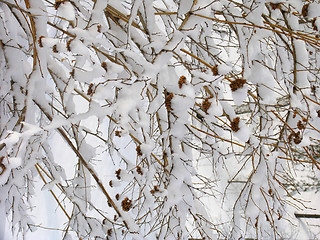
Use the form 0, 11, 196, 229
178, 76, 187, 88
87, 83, 94, 96
312, 18, 318, 31
230, 79, 246, 92
269, 2, 281, 10
212, 65, 219, 76
97, 25, 102, 33
150, 185, 159, 194
231, 117, 240, 132
136, 145, 142, 156
70, 69, 75, 78
0, 156, 6, 176
38, 36, 45, 47
121, 197, 132, 211
52, 45, 58, 53
101, 62, 108, 72
165, 92, 173, 111
293, 131, 302, 144
66, 38, 73, 51
302, 4, 309, 18
136, 166, 143, 175
288, 131, 302, 144
115, 169, 121, 180
202, 98, 211, 114
297, 120, 305, 130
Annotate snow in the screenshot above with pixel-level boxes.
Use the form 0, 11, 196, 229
1, 0, 320, 239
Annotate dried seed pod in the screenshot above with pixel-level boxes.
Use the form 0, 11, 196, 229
136, 166, 143, 175
38, 36, 45, 47
317, 110, 320, 118
178, 76, 187, 88
212, 65, 219, 76
297, 120, 305, 130
52, 45, 58, 53
109, 180, 113, 187
293, 110, 298, 118
269, 2, 281, 10
87, 83, 94, 96
121, 197, 132, 212
70, 69, 75, 78
107, 229, 112, 236
150, 185, 159, 194
54, 0, 63, 9
202, 98, 211, 114
115, 193, 120, 201
165, 92, 173, 111
66, 38, 73, 51
312, 18, 318, 31
302, 4, 309, 18
0, 156, 6, 176
229, 79, 246, 92
293, 131, 302, 144
115, 131, 121, 137
136, 145, 142, 156
115, 169, 121, 180
231, 117, 240, 132
101, 62, 108, 72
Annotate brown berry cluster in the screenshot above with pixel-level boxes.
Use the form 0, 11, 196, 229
150, 185, 159, 195
136, 145, 142, 156
202, 98, 211, 114
230, 79, 246, 92
121, 197, 132, 211
231, 117, 240, 132
178, 76, 187, 88
288, 131, 302, 144
115, 130, 121, 137
115, 169, 121, 180
165, 92, 173, 111
136, 166, 143, 175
